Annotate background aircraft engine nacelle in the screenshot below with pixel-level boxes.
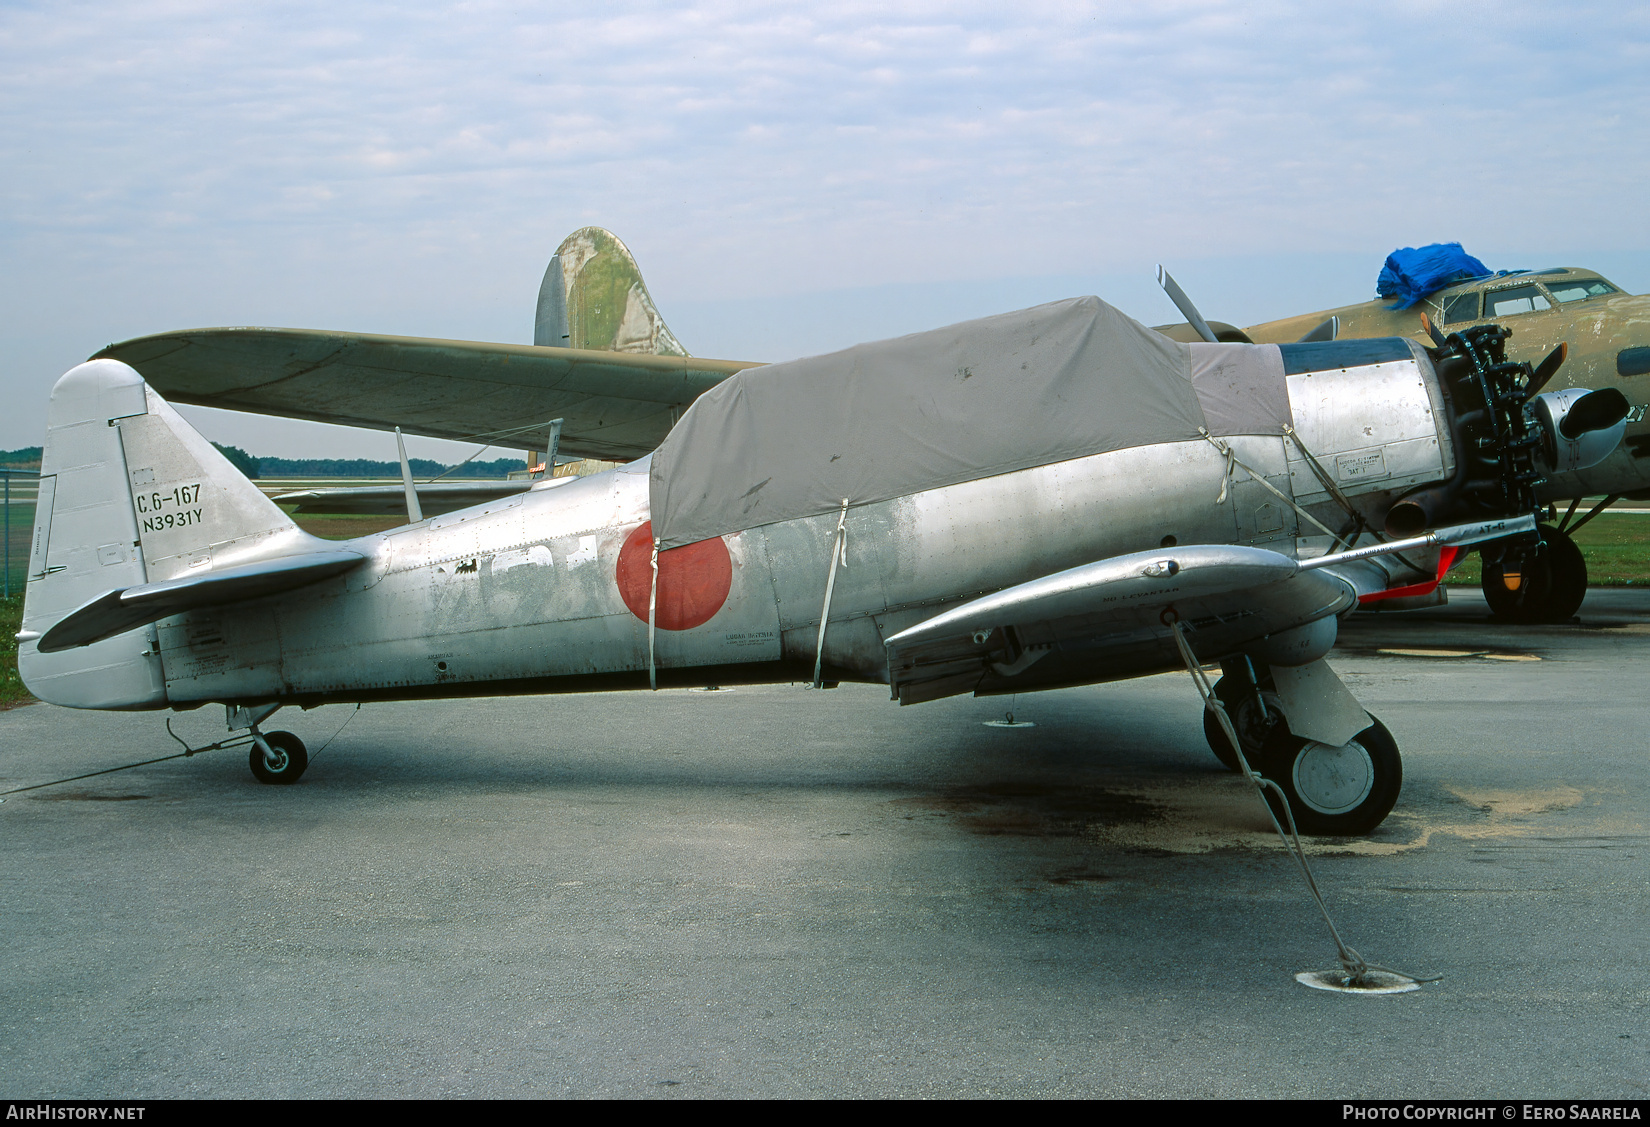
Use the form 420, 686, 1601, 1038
1529, 387, 1630, 474
1247, 616, 1338, 668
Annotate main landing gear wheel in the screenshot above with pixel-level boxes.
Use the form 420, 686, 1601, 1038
1482, 523, 1587, 624
249, 731, 309, 785
1257, 716, 1401, 837
1202, 673, 1282, 772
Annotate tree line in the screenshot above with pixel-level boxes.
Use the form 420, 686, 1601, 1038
212, 445, 526, 479
3, 445, 528, 479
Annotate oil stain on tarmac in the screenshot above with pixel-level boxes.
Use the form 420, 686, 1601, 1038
896, 774, 1613, 859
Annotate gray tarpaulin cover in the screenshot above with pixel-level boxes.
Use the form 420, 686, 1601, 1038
649, 295, 1290, 549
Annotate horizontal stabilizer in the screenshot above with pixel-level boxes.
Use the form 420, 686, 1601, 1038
38, 550, 364, 653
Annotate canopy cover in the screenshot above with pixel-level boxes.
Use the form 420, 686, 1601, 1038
1376, 243, 1491, 308
648, 295, 1292, 550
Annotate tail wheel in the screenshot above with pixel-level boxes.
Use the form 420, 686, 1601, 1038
1256, 716, 1401, 837
1482, 523, 1587, 623
1202, 673, 1283, 772
249, 731, 309, 786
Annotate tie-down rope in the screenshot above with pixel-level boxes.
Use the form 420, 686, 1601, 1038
0, 705, 363, 800
1166, 614, 1438, 988
1202, 428, 1431, 579
648, 542, 660, 691
1284, 424, 1431, 576
1281, 423, 1376, 548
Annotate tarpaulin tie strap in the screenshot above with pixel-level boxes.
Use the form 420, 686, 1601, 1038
812, 499, 850, 689
1282, 424, 1374, 549
1167, 616, 1439, 988
1280, 425, 1432, 577
648, 543, 659, 691
1198, 428, 1341, 542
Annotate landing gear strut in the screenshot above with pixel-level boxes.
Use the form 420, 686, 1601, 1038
226, 704, 310, 785
1202, 660, 1402, 836
1481, 522, 1586, 623
1258, 717, 1401, 837
249, 730, 309, 785
1202, 660, 1280, 772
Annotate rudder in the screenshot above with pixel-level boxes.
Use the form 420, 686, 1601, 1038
535, 227, 690, 356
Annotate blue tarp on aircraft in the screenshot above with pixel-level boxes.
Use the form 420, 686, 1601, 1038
1376, 243, 1491, 308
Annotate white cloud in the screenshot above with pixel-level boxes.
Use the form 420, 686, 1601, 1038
1, 0, 1647, 452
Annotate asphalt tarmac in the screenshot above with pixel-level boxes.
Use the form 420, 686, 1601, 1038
2, 588, 1647, 1099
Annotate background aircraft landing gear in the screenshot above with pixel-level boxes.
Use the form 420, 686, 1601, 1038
249, 730, 309, 785
1481, 522, 1586, 623
1257, 717, 1401, 837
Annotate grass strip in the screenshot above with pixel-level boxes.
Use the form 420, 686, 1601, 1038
284, 510, 406, 541
1, 595, 27, 708
1447, 513, 1650, 587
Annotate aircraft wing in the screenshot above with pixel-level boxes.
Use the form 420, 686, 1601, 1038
884, 517, 1533, 705
94, 328, 764, 462
884, 544, 1353, 705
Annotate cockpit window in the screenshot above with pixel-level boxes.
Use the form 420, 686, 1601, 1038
1442, 291, 1480, 324
1484, 285, 1552, 317
1546, 279, 1617, 303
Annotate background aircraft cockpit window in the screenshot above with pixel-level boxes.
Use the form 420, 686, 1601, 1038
1484, 285, 1552, 317
1442, 292, 1480, 324
1547, 279, 1618, 303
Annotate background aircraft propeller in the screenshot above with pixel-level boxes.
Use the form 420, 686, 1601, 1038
1155, 266, 1219, 344
1418, 311, 1449, 348
1527, 342, 1569, 396
1157, 268, 1335, 344
1296, 316, 1339, 343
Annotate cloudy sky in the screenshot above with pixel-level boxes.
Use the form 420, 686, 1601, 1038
3, 0, 1647, 458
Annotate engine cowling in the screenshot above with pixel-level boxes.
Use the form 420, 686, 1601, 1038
1385, 325, 1545, 539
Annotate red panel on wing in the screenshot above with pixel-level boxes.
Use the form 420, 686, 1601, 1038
1357, 545, 1461, 604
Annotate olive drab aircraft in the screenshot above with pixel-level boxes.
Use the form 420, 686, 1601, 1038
1153, 242, 1650, 623
16, 230, 1634, 840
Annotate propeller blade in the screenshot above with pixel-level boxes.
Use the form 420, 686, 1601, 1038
1156, 266, 1219, 344
1297, 316, 1338, 343
1418, 311, 1448, 348
1528, 342, 1568, 395
1558, 387, 1630, 440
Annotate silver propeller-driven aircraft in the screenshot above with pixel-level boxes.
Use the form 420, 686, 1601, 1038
17, 273, 1631, 836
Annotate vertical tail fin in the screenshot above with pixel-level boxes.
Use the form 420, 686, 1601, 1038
19, 359, 309, 708
535, 227, 689, 356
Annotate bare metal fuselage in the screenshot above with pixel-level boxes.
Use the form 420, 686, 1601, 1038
159, 443, 1257, 706
164, 437, 1432, 711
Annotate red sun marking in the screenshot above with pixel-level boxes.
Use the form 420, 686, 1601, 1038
615, 521, 733, 631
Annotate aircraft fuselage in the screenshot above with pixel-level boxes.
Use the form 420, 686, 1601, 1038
150, 439, 1296, 707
